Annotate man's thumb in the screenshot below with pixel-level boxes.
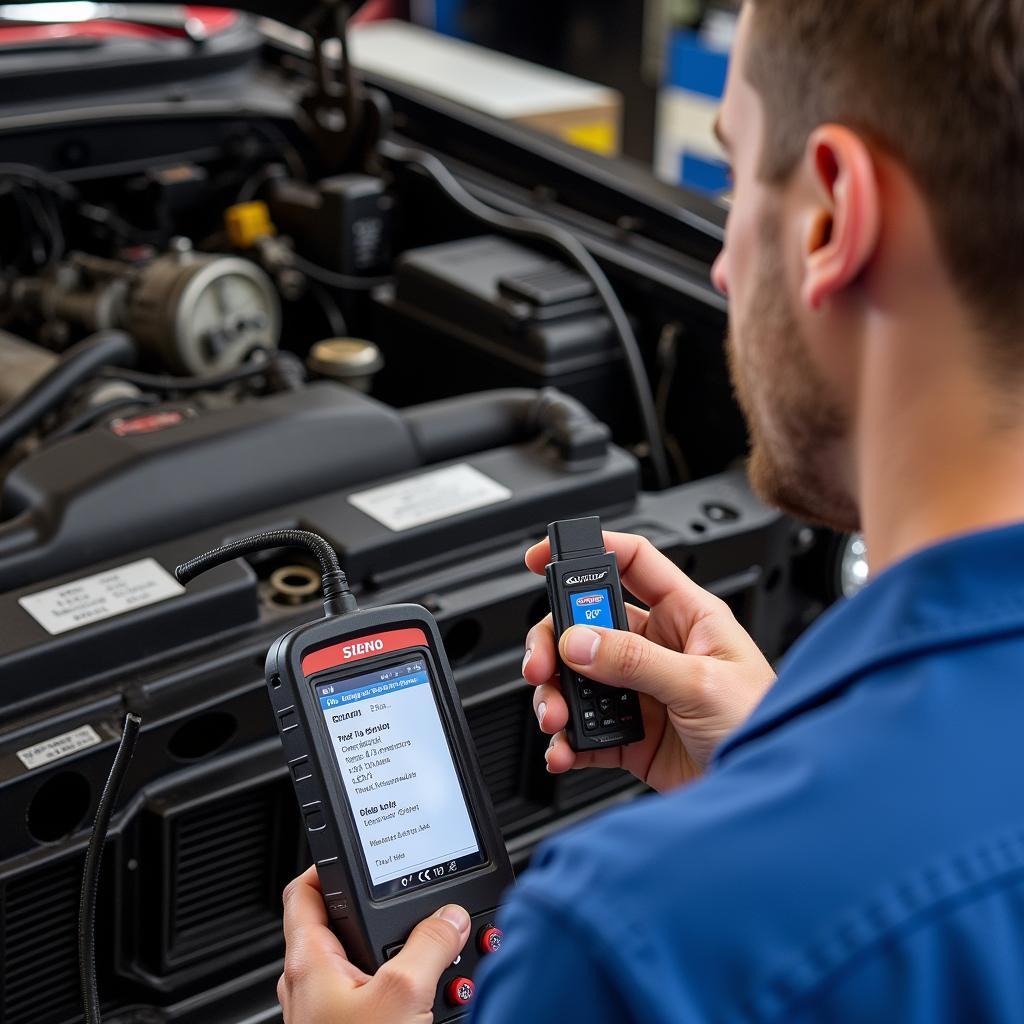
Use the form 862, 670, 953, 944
387, 905, 470, 992
559, 625, 701, 708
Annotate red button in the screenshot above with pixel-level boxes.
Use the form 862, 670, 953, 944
445, 976, 475, 1007
478, 925, 503, 955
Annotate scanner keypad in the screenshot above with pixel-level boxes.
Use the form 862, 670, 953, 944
577, 677, 640, 734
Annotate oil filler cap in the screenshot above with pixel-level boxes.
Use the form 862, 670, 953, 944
307, 338, 384, 393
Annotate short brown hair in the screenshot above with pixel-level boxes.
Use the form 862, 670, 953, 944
746, 1, 1024, 369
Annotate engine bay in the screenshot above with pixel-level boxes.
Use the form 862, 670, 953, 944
0, 7, 844, 1022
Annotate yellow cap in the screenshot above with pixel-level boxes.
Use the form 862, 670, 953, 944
224, 201, 275, 249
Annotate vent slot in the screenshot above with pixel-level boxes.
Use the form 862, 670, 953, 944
555, 768, 639, 812
2, 856, 84, 1024
466, 689, 531, 807
165, 783, 291, 968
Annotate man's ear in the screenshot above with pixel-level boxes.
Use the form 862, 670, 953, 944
800, 125, 881, 312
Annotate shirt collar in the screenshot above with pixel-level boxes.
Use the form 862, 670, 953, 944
715, 520, 1024, 763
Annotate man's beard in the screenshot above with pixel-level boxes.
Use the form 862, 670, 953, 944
726, 213, 861, 533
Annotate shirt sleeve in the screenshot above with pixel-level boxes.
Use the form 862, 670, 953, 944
469, 887, 632, 1024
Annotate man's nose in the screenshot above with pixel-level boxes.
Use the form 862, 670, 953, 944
711, 251, 729, 297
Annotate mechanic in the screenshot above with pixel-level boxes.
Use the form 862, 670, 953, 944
276, 1, 1024, 1020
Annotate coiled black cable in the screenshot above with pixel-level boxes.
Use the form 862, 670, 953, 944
79, 713, 142, 1024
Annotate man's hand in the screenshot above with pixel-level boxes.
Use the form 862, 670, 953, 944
278, 866, 470, 1023
523, 531, 776, 792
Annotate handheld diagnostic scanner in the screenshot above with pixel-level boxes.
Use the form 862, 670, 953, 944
175, 530, 513, 1021
545, 517, 645, 752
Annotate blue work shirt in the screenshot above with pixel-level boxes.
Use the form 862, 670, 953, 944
472, 523, 1024, 1022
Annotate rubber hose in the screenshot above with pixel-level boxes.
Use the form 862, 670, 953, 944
0, 330, 135, 456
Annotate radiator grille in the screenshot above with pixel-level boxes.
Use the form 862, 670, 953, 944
555, 767, 638, 811
167, 784, 287, 964
1, 857, 83, 1024
466, 690, 531, 807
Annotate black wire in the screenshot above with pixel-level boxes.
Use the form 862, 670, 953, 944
290, 252, 392, 291
0, 163, 154, 248
2, 177, 63, 268
248, 121, 307, 183
378, 140, 672, 489
655, 323, 692, 483
45, 393, 159, 445
0, 162, 78, 199
99, 352, 279, 392
309, 283, 349, 336
176, 528, 340, 582
79, 712, 142, 1024
174, 529, 357, 616
236, 163, 288, 205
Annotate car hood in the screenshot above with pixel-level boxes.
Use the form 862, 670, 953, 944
0, 0, 321, 33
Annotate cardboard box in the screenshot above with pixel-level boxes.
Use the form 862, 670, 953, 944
349, 20, 622, 156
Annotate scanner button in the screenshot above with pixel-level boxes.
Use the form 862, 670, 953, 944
445, 977, 475, 1007
479, 925, 504, 955
279, 709, 299, 733
305, 809, 326, 832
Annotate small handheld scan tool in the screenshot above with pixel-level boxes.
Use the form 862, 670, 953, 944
545, 517, 645, 752
175, 530, 513, 1021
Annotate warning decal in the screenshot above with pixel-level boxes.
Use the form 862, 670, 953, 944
18, 557, 185, 636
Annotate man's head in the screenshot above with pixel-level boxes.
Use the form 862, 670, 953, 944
713, 1, 1024, 532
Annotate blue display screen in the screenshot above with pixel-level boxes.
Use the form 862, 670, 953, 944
570, 588, 615, 628
313, 658, 484, 899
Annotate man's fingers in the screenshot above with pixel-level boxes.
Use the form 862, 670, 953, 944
524, 539, 552, 576
523, 614, 557, 685
544, 731, 619, 774
558, 625, 704, 710
526, 606, 650, 738
379, 906, 470, 1005
280, 867, 364, 996
533, 681, 568, 734
282, 867, 350, 963
524, 605, 649, 688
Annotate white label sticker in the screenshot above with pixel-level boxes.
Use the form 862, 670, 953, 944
18, 557, 185, 636
348, 463, 512, 532
17, 725, 102, 770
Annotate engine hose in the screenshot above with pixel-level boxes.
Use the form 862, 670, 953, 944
0, 330, 135, 456
403, 388, 610, 465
